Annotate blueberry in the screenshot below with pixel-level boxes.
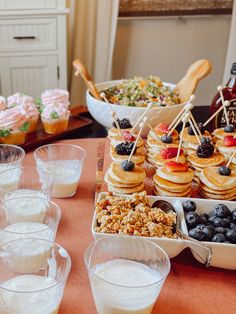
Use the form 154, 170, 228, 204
226, 229, 236, 243
200, 213, 209, 224
195, 224, 206, 230
212, 233, 226, 243
230, 222, 236, 230
224, 124, 235, 133
202, 225, 215, 240
182, 200, 196, 213
221, 218, 230, 228
213, 204, 231, 218
208, 215, 216, 225
121, 160, 135, 171
218, 166, 231, 176
201, 137, 211, 145
232, 210, 236, 222
185, 211, 200, 229
215, 227, 226, 234
161, 134, 173, 143
189, 228, 205, 241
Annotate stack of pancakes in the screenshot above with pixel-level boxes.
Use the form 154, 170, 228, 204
198, 166, 236, 200
216, 139, 235, 159
105, 162, 146, 194
146, 129, 179, 165
108, 127, 134, 140
212, 127, 236, 142
188, 151, 225, 184
109, 146, 146, 166
153, 165, 194, 197
110, 134, 145, 150
181, 128, 211, 155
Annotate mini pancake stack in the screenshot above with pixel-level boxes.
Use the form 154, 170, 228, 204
198, 166, 236, 200
148, 147, 185, 168
181, 126, 211, 155
146, 123, 179, 164
187, 137, 225, 184
105, 161, 146, 194
212, 126, 236, 142
110, 145, 145, 166
110, 131, 144, 150
216, 135, 236, 159
153, 161, 194, 197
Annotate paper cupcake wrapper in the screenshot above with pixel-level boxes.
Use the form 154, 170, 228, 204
28, 115, 39, 133
41, 117, 69, 134
0, 131, 26, 145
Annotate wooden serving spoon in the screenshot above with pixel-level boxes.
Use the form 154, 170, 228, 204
174, 59, 212, 103
73, 59, 102, 100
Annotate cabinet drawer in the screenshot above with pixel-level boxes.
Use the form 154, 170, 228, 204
0, 0, 57, 10
0, 18, 57, 52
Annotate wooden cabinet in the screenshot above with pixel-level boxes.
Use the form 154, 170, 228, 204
0, 0, 68, 98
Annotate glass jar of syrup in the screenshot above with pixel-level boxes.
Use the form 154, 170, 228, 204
210, 62, 236, 130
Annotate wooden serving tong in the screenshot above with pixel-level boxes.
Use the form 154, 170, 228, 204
174, 59, 212, 103
73, 59, 102, 100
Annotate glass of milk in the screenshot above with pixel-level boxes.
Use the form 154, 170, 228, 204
0, 144, 25, 170
0, 166, 54, 199
0, 238, 71, 314
85, 237, 171, 314
34, 144, 87, 198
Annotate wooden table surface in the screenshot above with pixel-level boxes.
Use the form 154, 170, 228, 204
24, 137, 236, 314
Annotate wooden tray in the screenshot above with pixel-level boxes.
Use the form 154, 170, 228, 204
22, 113, 92, 151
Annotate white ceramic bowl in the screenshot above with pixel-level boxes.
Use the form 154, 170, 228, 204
86, 80, 185, 137
92, 193, 236, 270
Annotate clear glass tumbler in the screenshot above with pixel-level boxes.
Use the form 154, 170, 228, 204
0, 165, 54, 199
34, 144, 87, 198
0, 144, 25, 171
85, 236, 170, 314
0, 239, 71, 314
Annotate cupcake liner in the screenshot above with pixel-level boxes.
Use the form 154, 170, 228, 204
0, 131, 26, 145
28, 115, 39, 133
41, 117, 69, 134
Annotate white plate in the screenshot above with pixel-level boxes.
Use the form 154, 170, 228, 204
92, 193, 236, 270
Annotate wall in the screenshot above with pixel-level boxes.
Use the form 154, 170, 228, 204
112, 15, 231, 107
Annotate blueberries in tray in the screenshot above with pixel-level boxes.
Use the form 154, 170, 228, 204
182, 201, 236, 244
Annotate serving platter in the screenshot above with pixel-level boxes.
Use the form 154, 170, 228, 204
92, 192, 236, 270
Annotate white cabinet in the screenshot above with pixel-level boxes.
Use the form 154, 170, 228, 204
0, 0, 68, 98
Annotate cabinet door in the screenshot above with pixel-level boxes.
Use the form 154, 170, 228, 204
0, 55, 58, 98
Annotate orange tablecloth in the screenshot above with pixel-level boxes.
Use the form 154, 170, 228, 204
25, 138, 236, 314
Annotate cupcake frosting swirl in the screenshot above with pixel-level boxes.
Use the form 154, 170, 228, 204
41, 103, 70, 120
0, 107, 28, 131
41, 89, 70, 108
0, 96, 6, 111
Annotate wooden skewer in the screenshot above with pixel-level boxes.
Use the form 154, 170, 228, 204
130, 103, 153, 134
226, 151, 236, 168
128, 119, 147, 162
167, 102, 194, 136
100, 92, 120, 120
111, 112, 124, 141
203, 105, 224, 127
189, 118, 201, 145
218, 85, 230, 126
176, 113, 190, 161
147, 122, 164, 146
168, 94, 195, 130
189, 112, 202, 138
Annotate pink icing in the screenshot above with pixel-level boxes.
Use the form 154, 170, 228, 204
41, 89, 70, 108
0, 107, 28, 131
41, 103, 70, 120
0, 96, 6, 111
7, 93, 34, 108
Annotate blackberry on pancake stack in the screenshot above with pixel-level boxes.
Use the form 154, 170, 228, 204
110, 142, 145, 166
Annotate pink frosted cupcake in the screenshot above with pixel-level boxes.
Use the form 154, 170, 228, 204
0, 96, 6, 111
7, 93, 39, 133
41, 103, 70, 134
0, 107, 29, 145
41, 89, 70, 108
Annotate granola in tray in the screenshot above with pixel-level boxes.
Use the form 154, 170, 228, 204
95, 191, 177, 238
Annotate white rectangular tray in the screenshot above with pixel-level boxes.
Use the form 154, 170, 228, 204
92, 193, 236, 270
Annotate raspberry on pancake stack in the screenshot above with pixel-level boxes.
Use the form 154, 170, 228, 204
153, 161, 194, 197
